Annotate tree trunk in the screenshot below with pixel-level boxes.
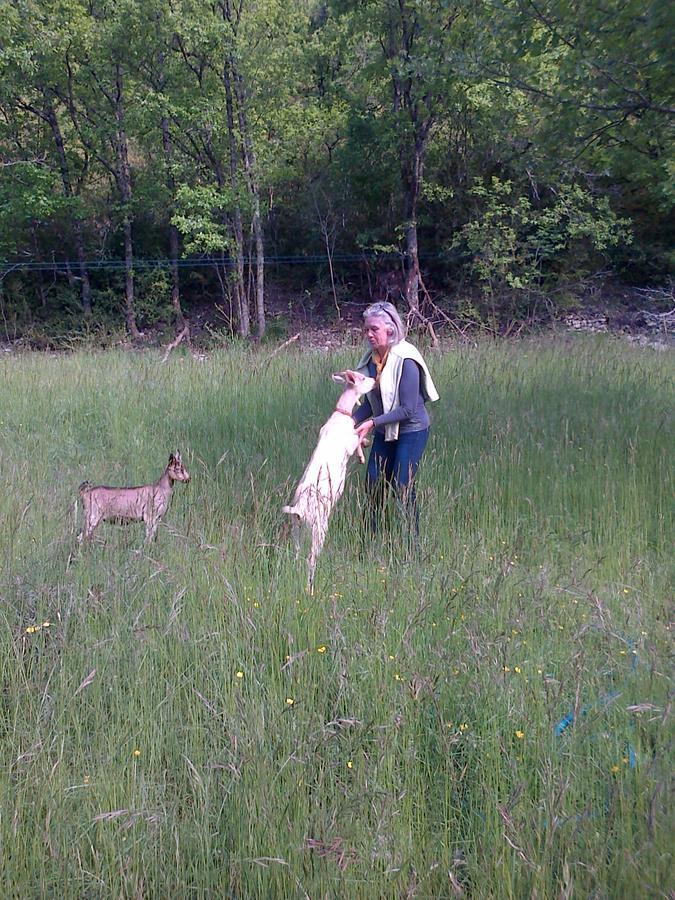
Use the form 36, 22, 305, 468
74, 223, 92, 316
114, 64, 140, 338
168, 223, 185, 331
402, 137, 424, 315
385, 3, 434, 324
223, 60, 249, 337
43, 97, 92, 316
32, 227, 47, 310
233, 65, 265, 339
160, 114, 187, 333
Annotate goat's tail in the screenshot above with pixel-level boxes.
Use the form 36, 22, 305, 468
79, 481, 92, 496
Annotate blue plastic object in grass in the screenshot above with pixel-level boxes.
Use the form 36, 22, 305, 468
554, 689, 622, 737
554, 632, 639, 768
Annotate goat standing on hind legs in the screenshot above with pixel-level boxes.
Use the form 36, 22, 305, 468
283, 370, 376, 594
78, 452, 190, 544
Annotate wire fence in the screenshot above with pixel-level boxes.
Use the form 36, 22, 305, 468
0, 251, 460, 276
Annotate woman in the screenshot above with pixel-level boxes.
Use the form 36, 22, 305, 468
353, 301, 439, 534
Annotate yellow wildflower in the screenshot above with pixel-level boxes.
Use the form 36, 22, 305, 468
346, 760, 353, 769
286, 698, 295, 706
514, 666, 522, 674
317, 646, 326, 654
611, 765, 620, 773
236, 671, 244, 679
515, 730, 525, 740
133, 749, 141, 757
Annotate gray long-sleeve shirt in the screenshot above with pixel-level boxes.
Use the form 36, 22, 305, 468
353, 357, 430, 434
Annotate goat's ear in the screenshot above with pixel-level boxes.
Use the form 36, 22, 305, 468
333, 370, 358, 384
168, 453, 176, 464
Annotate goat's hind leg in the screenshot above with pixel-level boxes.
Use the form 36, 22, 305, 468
307, 520, 328, 596
282, 511, 303, 560
78, 500, 100, 543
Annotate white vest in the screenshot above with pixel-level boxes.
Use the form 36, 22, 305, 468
357, 340, 440, 441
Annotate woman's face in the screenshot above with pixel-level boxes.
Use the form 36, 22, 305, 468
364, 316, 392, 353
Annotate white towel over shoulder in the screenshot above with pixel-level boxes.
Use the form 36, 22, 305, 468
357, 340, 439, 441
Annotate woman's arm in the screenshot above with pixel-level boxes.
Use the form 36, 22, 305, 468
352, 395, 373, 425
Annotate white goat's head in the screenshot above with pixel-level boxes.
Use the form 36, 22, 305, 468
331, 369, 376, 396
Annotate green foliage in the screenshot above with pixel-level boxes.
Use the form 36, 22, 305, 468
454, 178, 633, 297
172, 185, 235, 256
133, 268, 174, 327
0, 0, 672, 333
0, 163, 72, 257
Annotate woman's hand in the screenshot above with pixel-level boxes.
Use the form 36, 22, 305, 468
356, 419, 374, 440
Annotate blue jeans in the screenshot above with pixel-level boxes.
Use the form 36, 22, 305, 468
365, 428, 429, 534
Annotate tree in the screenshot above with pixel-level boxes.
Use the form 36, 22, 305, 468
318, 0, 489, 328
485, 0, 675, 276
52, 0, 142, 336
0, 0, 93, 315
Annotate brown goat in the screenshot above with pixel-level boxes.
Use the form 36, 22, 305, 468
78, 452, 190, 543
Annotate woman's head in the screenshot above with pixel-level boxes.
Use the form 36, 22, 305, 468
363, 302, 405, 352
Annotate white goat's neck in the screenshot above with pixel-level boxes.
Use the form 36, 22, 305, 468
335, 386, 360, 416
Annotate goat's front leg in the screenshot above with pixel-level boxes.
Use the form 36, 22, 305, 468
79, 516, 99, 543
356, 433, 371, 464
144, 517, 160, 542
289, 516, 302, 559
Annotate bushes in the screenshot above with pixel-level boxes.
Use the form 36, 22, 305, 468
451, 178, 633, 323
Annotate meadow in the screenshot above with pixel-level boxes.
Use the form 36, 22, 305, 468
0, 335, 672, 898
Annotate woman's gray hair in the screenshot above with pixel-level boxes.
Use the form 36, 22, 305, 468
363, 301, 406, 345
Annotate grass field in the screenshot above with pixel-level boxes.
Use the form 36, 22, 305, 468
0, 335, 672, 898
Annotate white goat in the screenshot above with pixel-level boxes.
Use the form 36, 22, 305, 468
283, 369, 376, 592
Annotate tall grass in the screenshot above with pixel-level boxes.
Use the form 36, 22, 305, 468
0, 336, 672, 898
